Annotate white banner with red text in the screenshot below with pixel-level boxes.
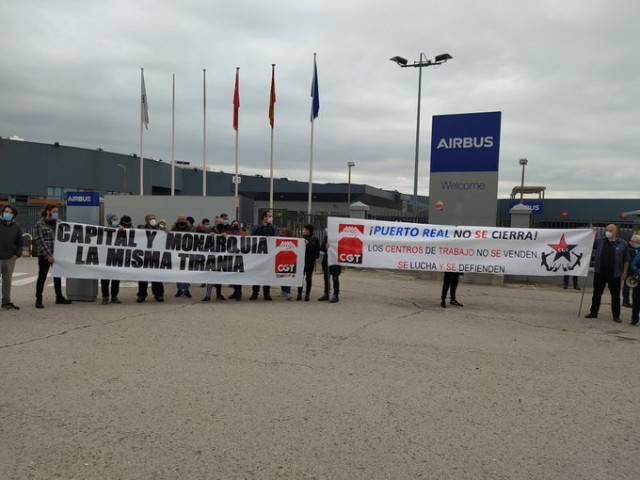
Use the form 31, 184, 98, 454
327, 217, 595, 276
52, 222, 305, 285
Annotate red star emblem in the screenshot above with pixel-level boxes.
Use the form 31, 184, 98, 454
548, 234, 577, 262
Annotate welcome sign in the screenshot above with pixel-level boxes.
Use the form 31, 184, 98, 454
428, 111, 502, 226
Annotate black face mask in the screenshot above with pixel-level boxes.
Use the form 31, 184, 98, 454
177, 222, 186, 229
121, 223, 132, 228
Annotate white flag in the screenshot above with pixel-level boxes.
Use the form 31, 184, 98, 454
141, 71, 149, 129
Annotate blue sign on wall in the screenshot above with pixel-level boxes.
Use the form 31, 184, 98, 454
430, 111, 502, 173
508, 200, 544, 215
66, 192, 100, 206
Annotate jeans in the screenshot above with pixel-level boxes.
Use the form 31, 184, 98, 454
0, 257, 16, 304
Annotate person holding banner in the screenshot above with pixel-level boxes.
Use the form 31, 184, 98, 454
100, 213, 122, 305
585, 224, 629, 323
203, 217, 228, 302
297, 224, 320, 301
318, 230, 341, 303
136, 213, 165, 303
0, 204, 23, 310
227, 219, 244, 300
441, 272, 463, 308
33, 204, 72, 309
172, 214, 194, 298
250, 210, 276, 301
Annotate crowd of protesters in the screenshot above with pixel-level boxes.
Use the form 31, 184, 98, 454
0, 205, 341, 310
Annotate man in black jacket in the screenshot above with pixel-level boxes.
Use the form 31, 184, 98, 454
250, 210, 277, 301
297, 224, 320, 301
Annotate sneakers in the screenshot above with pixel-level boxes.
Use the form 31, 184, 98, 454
216, 295, 227, 301
136, 296, 146, 303
304, 295, 310, 302
101, 297, 109, 305
613, 317, 622, 323
56, 297, 72, 305
249, 292, 259, 301
35, 301, 44, 309
264, 295, 273, 301
318, 295, 329, 301
450, 299, 464, 307
584, 313, 598, 319
111, 297, 121, 304
1, 302, 20, 310
330, 295, 339, 303
154, 296, 164, 303
440, 300, 446, 308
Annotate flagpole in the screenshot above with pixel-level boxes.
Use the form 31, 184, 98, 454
202, 69, 207, 197
171, 73, 176, 196
233, 67, 240, 221
269, 64, 276, 210
308, 53, 319, 215
139, 67, 145, 196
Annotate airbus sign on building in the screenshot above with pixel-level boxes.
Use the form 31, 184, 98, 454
429, 112, 501, 227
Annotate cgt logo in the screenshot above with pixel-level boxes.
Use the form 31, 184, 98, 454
338, 223, 364, 264
275, 238, 298, 276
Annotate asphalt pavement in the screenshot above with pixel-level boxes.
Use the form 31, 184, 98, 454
1, 257, 639, 480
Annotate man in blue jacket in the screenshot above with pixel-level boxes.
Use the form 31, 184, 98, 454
585, 224, 630, 323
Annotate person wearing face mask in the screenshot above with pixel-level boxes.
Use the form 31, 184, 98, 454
296, 224, 320, 301
0, 204, 23, 310
250, 210, 276, 301
100, 213, 122, 305
203, 217, 228, 301
585, 224, 630, 323
621, 235, 640, 307
220, 213, 230, 232
136, 213, 165, 303
33, 204, 72, 308
172, 214, 194, 298
226, 219, 244, 300
196, 218, 211, 234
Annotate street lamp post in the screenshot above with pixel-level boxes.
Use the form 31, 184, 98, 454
116, 163, 127, 194
519, 158, 528, 204
347, 161, 356, 213
390, 53, 452, 215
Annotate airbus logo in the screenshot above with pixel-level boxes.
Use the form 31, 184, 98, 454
436, 136, 494, 149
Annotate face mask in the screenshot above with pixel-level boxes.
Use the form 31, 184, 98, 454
231, 224, 239, 230
149, 219, 157, 227
159, 225, 165, 229
177, 221, 186, 228
111, 221, 119, 227
267, 217, 273, 223
3, 212, 13, 222
51, 212, 59, 220
121, 223, 131, 228
605, 231, 613, 239
223, 220, 230, 226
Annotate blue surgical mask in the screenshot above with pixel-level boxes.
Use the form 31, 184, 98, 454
51, 212, 59, 220
3, 212, 13, 222
111, 221, 119, 227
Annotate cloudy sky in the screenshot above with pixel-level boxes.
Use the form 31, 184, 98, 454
2, 0, 638, 199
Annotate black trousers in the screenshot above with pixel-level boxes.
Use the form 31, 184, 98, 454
441, 272, 460, 301
632, 285, 640, 323
298, 261, 315, 296
322, 263, 341, 296
138, 281, 164, 299
589, 273, 621, 318
36, 255, 63, 300
101, 280, 120, 298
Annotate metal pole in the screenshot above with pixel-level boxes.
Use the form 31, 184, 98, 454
519, 160, 527, 203
347, 165, 352, 209
413, 53, 424, 216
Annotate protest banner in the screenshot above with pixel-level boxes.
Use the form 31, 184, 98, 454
52, 222, 305, 285
327, 217, 595, 276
